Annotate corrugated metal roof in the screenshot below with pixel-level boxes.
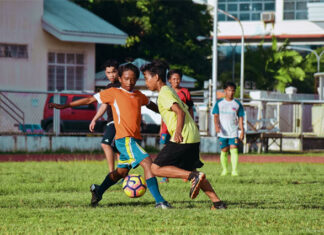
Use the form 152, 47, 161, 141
95, 58, 197, 89
42, 0, 128, 44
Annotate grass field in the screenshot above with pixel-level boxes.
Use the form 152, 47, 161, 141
0, 160, 323, 234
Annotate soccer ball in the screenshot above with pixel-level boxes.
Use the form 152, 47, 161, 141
122, 174, 147, 198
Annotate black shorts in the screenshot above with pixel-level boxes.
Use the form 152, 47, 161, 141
154, 142, 203, 171
101, 122, 116, 148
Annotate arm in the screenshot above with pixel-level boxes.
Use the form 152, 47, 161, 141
49, 96, 97, 109
238, 116, 244, 141
214, 114, 221, 134
146, 101, 159, 113
89, 104, 108, 132
170, 103, 185, 143
189, 107, 194, 119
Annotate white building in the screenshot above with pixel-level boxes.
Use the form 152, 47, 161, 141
195, 0, 324, 46
0, 0, 127, 92
0, 0, 127, 132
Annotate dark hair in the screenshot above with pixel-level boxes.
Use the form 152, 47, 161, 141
102, 59, 119, 70
140, 59, 169, 83
223, 81, 236, 90
118, 63, 140, 79
167, 69, 183, 80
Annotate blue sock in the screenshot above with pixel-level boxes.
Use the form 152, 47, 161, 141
98, 173, 117, 197
146, 177, 165, 204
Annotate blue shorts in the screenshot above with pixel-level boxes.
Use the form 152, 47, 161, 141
219, 137, 239, 149
115, 137, 149, 169
160, 134, 171, 145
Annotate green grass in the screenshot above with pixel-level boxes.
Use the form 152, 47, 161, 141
0, 161, 323, 234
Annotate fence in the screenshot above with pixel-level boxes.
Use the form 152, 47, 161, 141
0, 89, 324, 152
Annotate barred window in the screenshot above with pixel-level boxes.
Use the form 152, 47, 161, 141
218, 0, 275, 21
47, 52, 84, 91
0, 44, 28, 58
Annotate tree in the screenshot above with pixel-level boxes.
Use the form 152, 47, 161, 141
73, 0, 213, 88
243, 38, 305, 92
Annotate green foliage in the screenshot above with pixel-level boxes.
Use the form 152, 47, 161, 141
73, 0, 213, 87
0, 161, 323, 233
244, 38, 306, 92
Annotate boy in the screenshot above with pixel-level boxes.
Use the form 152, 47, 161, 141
212, 82, 245, 176
49, 63, 171, 209
97, 59, 120, 172
159, 69, 195, 183
141, 60, 226, 210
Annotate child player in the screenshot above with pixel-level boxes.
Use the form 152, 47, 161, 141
141, 60, 226, 210
159, 69, 195, 183
96, 59, 120, 172
212, 82, 245, 176
49, 63, 171, 209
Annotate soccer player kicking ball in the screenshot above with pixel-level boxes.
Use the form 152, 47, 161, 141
49, 63, 171, 209
141, 61, 226, 210
212, 82, 245, 176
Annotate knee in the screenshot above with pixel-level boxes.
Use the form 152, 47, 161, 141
151, 163, 159, 175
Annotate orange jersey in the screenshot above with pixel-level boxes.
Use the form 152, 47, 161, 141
94, 88, 149, 140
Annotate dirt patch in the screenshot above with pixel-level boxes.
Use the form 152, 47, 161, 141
0, 153, 323, 163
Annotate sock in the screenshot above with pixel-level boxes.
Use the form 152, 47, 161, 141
230, 148, 239, 173
98, 173, 117, 197
146, 177, 165, 204
220, 151, 228, 172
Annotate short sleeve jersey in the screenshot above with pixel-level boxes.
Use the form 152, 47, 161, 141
158, 86, 200, 144
212, 98, 245, 138
94, 87, 149, 140
160, 87, 194, 135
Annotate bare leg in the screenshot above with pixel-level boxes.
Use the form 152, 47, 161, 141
151, 163, 191, 180
200, 179, 221, 202
101, 143, 115, 172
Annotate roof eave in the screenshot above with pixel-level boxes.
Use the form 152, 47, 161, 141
42, 18, 127, 45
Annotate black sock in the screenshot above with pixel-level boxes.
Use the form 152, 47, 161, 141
98, 173, 117, 196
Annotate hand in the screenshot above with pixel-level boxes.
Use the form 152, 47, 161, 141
89, 120, 96, 132
239, 131, 244, 141
173, 131, 183, 143
48, 103, 68, 109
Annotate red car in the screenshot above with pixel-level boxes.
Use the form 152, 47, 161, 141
41, 94, 106, 133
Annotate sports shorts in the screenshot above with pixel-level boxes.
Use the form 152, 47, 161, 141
219, 137, 239, 149
154, 142, 203, 171
115, 137, 149, 169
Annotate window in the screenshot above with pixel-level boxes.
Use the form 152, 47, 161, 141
283, 0, 324, 20
218, 0, 275, 21
47, 52, 85, 91
0, 44, 28, 58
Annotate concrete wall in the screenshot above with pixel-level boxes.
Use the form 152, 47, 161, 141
0, 135, 220, 153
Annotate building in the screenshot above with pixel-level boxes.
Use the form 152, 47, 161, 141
0, 0, 127, 132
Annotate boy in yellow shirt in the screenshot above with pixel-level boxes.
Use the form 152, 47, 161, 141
141, 60, 226, 209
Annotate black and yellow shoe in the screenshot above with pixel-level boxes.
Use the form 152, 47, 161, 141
211, 201, 227, 210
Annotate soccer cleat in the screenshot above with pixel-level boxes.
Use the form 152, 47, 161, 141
90, 184, 102, 207
220, 169, 228, 176
211, 201, 227, 210
155, 201, 172, 209
160, 177, 169, 183
231, 171, 239, 177
188, 171, 205, 199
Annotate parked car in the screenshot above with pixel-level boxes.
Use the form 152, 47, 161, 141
41, 94, 107, 133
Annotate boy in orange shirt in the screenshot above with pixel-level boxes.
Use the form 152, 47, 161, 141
50, 63, 171, 209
